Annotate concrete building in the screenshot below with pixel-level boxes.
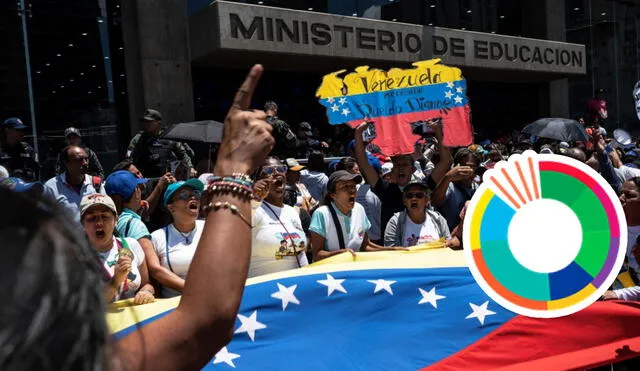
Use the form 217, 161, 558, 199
3, 0, 640, 175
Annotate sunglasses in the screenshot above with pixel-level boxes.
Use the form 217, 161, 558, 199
404, 192, 426, 199
261, 165, 287, 176
174, 189, 201, 201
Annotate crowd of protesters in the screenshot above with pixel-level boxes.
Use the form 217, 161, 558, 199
1, 64, 640, 369
2, 88, 640, 302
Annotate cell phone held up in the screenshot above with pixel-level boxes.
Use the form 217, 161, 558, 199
411, 119, 438, 138
362, 122, 377, 142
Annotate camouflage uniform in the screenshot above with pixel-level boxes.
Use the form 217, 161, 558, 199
270, 118, 321, 159
127, 132, 193, 178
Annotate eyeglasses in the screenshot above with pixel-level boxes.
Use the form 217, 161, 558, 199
174, 189, 201, 201
261, 165, 287, 176
404, 192, 426, 199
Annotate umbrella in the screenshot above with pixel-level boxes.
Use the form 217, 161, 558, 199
164, 120, 224, 172
163, 120, 224, 143
521, 118, 589, 142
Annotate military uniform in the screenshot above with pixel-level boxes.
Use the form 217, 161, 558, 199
127, 132, 193, 178
0, 141, 39, 182
270, 118, 321, 159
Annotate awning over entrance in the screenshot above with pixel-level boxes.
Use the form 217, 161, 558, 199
190, 1, 586, 81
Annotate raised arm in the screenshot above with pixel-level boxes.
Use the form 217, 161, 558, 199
117, 65, 274, 371
428, 121, 452, 185
353, 122, 380, 187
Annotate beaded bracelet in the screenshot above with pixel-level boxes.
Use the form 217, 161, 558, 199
207, 181, 253, 201
204, 201, 252, 227
207, 176, 253, 188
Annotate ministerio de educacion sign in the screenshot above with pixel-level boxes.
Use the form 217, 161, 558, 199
192, 1, 585, 75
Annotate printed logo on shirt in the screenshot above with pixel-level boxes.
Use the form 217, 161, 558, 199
406, 234, 436, 246
358, 229, 364, 239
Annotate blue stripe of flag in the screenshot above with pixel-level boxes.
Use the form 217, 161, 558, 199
320, 80, 468, 124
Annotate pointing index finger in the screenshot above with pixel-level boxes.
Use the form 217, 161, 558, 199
231, 64, 264, 111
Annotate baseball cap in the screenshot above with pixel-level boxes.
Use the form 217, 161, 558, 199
2, 117, 28, 130
299, 122, 313, 136
164, 178, 205, 205
381, 162, 393, 177
559, 141, 570, 149
0, 177, 44, 194
198, 172, 214, 186
65, 127, 81, 137
540, 147, 554, 155
327, 170, 362, 193
141, 108, 163, 122
286, 158, 305, 172
105, 170, 148, 199
403, 179, 429, 192
80, 193, 117, 217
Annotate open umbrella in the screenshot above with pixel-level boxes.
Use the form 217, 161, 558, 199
521, 118, 588, 142
163, 120, 224, 143
164, 120, 224, 172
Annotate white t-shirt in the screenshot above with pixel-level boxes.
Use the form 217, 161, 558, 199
309, 202, 371, 252
618, 165, 640, 182
97, 237, 145, 301
151, 220, 205, 298
251, 201, 309, 278
402, 217, 443, 247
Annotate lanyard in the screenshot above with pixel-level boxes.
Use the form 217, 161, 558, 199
263, 202, 302, 268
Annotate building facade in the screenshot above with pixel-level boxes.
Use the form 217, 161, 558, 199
2, 0, 640, 178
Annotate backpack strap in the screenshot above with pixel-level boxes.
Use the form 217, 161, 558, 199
124, 218, 133, 238
327, 203, 346, 251
92, 176, 102, 192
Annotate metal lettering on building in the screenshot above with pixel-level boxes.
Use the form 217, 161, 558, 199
194, 1, 586, 75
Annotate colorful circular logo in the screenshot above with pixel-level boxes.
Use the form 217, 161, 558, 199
463, 150, 627, 318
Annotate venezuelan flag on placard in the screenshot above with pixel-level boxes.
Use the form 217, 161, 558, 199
108, 247, 640, 370
316, 59, 473, 156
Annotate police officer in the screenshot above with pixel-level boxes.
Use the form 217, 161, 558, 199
126, 108, 194, 178
55, 127, 105, 179
265, 101, 326, 159
0, 118, 39, 181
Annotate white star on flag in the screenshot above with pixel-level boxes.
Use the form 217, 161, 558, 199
234, 310, 267, 342
317, 274, 347, 296
327, 97, 335, 104
465, 301, 496, 325
341, 108, 351, 116
367, 279, 396, 295
454, 96, 463, 104
339, 97, 347, 105
270, 283, 300, 310
447, 82, 455, 88
456, 86, 464, 94
418, 287, 446, 308
213, 346, 240, 368
331, 104, 340, 112
444, 91, 453, 99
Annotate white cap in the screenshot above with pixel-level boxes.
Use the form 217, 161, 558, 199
559, 142, 570, 149
80, 193, 117, 216
381, 162, 393, 176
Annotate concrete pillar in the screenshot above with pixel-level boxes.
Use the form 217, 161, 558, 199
120, 0, 194, 137
545, 0, 570, 118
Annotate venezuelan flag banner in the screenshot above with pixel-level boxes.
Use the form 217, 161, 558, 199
108, 248, 640, 370
316, 59, 473, 156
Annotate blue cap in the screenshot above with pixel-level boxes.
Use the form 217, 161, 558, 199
163, 178, 204, 205
2, 118, 28, 130
0, 177, 44, 193
624, 150, 639, 161
105, 170, 147, 199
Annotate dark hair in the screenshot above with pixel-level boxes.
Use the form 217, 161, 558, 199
336, 157, 357, 173
112, 160, 134, 173
264, 101, 278, 112
454, 148, 479, 166
307, 151, 326, 172
630, 177, 640, 190
0, 188, 107, 370
60, 145, 85, 163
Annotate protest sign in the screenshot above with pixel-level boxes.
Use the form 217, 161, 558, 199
316, 59, 473, 156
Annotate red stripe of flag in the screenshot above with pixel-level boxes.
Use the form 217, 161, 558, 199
421, 301, 640, 371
